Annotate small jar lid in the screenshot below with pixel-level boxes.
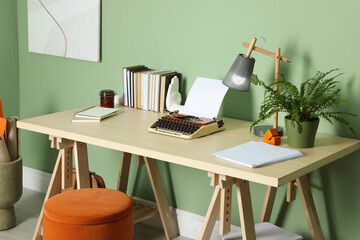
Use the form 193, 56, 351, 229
99, 89, 115, 97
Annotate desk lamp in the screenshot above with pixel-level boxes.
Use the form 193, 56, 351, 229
223, 38, 291, 137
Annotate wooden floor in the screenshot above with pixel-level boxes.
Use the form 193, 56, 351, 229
0, 188, 190, 240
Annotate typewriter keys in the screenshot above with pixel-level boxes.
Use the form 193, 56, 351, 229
149, 113, 225, 139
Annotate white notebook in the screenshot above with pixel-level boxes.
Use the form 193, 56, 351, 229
71, 116, 101, 123
213, 141, 303, 168
74, 106, 119, 120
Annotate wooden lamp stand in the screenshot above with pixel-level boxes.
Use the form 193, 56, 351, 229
243, 39, 291, 137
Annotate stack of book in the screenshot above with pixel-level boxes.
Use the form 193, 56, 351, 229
122, 65, 180, 113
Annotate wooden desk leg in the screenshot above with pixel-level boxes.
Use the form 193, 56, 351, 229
136, 155, 145, 165
219, 185, 232, 235
198, 185, 221, 240
144, 157, 177, 240
117, 152, 132, 193
236, 179, 256, 240
296, 175, 324, 240
287, 180, 296, 202
74, 142, 90, 189
32, 151, 62, 240
260, 186, 277, 222
62, 148, 73, 190
199, 174, 235, 239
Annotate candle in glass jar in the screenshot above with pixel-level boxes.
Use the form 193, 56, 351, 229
99, 90, 115, 108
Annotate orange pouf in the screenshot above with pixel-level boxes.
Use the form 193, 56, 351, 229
43, 188, 133, 240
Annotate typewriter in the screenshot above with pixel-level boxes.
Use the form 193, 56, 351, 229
148, 112, 225, 139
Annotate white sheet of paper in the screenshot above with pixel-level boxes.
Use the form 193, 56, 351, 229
180, 77, 228, 119
213, 141, 303, 168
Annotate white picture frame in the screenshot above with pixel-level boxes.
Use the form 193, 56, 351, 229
27, 0, 101, 62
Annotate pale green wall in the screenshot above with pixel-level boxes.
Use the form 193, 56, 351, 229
0, 0, 19, 117
16, 0, 360, 239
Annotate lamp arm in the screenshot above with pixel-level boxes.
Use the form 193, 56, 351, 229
242, 42, 291, 63
245, 38, 257, 58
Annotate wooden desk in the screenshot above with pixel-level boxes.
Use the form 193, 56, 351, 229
18, 107, 360, 240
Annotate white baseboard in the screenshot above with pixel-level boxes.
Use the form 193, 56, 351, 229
23, 166, 51, 193
138, 199, 242, 240
133, 196, 242, 239
23, 166, 241, 240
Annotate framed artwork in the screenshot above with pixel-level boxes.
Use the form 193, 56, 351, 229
27, 0, 101, 62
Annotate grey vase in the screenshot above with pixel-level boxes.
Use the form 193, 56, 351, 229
0, 157, 22, 230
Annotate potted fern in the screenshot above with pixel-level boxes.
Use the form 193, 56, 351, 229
250, 69, 357, 148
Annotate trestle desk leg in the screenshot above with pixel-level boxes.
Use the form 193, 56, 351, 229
117, 152, 132, 193
144, 157, 177, 240
198, 185, 221, 240
32, 151, 62, 240
61, 148, 73, 190
33, 136, 76, 240
260, 186, 277, 222
199, 174, 235, 240
236, 179, 256, 240
220, 185, 232, 235
74, 142, 90, 189
287, 180, 296, 202
296, 175, 324, 240
136, 155, 145, 165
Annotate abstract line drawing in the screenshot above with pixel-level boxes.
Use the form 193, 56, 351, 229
38, 0, 68, 57
28, 0, 100, 62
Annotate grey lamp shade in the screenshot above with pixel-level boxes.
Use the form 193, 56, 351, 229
223, 54, 255, 92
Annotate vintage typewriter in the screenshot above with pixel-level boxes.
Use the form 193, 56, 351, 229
148, 112, 225, 139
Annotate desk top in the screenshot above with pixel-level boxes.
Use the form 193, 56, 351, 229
17, 107, 360, 187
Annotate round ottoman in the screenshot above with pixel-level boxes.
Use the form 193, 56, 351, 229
43, 188, 133, 240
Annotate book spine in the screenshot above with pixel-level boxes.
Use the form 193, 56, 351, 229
154, 74, 160, 112
137, 72, 142, 109
140, 73, 144, 109
143, 73, 149, 111
122, 68, 128, 107
159, 75, 169, 113
134, 72, 138, 109
149, 73, 153, 111
129, 71, 134, 108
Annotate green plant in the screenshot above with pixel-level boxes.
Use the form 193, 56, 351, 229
250, 69, 358, 134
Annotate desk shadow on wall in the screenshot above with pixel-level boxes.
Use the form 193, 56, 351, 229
306, 56, 359, 239
319, 150, 360, 240
296, 47, 359, 239
333, 74, 359, 139
317, 69, 360, 239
